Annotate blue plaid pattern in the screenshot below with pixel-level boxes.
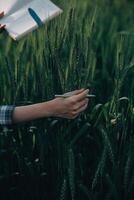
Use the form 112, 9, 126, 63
0, 106, 15, 126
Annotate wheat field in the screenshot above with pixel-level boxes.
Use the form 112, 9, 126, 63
0, 0, 134, 199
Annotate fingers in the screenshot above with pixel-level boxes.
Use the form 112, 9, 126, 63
0, 24, 6, 28
0, 12, 4, 18
0, 24, 6, 32
53, 88, 89, 119
68, 101, 88, 119
74, 98, 89, 111
76, 101, 89, 113
0, 12, 5, 32
68, 98, 89, 119
64, 88, 85, 96
72, 89, 89, 102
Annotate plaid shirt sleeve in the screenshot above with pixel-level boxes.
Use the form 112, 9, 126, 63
0, 105, 15, 126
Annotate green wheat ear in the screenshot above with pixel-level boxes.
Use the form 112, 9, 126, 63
101, 128, 115, 166
60, 178, 67, 200
0, 0, 134, 199
124, 156, 131, 197
91, 145, 107, 190
68, 148, 76, 200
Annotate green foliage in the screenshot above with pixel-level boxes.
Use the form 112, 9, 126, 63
0, 0, 134, 199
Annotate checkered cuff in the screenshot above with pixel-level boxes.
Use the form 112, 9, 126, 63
0, 105, 15, 126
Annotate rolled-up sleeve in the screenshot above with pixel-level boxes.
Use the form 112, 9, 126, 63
0, 105, 15, 126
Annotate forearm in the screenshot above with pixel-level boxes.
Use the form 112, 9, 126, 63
13, 101, 54, 124
0, 89, 89, 125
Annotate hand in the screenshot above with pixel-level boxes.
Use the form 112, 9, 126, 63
12, 89, 89, 124
0, 12, 6, 32
51, 89, 89, 119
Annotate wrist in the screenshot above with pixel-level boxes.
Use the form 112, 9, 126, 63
42, 100, 57, 118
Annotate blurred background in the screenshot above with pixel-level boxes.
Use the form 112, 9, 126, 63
0, 0, 134, 199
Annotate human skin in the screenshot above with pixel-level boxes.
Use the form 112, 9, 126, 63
0, 12, 89, 123
0, 12, 6, 30
13, 89, 89, 123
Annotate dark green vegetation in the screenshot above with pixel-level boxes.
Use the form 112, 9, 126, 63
0, 0, 134, 199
